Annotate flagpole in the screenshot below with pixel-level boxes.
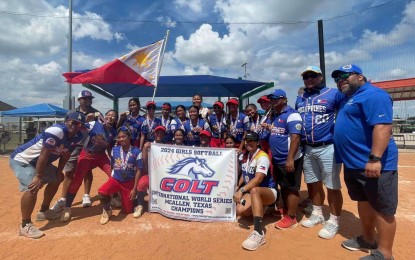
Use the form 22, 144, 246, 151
151, 30, 169, 102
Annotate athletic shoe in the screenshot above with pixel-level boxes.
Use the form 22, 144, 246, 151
359, 249, 393, 260
318, 222, 339, 239
342, 236, 378, 252
35, 210, 61, 222
60, 207, 72, 222
82, 194, 92, 208
133, 205, 144, 218
19, 223, 44, 239
110, 195, 122, 209
275, 215, 298, 230
303, 203, 313, 215
242, 231, 266, 251
50, 199, 66, 213
301, 214, 325, 228
100, 209, 112, 225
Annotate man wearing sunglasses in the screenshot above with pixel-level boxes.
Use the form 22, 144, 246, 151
332, 65, 398, 260
9, 111, 85, 239
295, 66, 344, 240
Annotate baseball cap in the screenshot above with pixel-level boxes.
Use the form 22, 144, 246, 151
66, 111, 86, 124
146, 101, 156, 108
267, 89, 286, 99
331, 64, 363, 78
200, 130, 212, 137
257, 95, 270, 103
77, 90, 95, 100
154, 125, 166, 132
244, 131, 259, 141
301, 66, 322, 76
162, 103, 171, 110
226, 98, 239, 106
213, 101, 224, 109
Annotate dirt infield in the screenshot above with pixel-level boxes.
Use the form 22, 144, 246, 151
0, 153, 413, 259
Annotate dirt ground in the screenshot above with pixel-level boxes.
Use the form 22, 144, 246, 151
0, 152, 413, 260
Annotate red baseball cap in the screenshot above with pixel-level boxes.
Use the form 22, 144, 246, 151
155, 125, 166, 132
257, 95, 270, 103
226, 98, 239, 106
146, 101, 156, 108
213, 101, 224, 109
200, 130, 211, 137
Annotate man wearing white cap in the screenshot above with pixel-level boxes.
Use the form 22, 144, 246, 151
295, 66, 344, 239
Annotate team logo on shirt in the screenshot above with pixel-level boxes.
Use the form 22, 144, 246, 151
295, 124, 302, 130
316, 99, 327, 104
45, 137, 56, 146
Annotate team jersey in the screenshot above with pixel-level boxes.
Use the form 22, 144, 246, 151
158, 115, 174, 143
111, 145, 143, 182
226, 112, 250, 142
141, 116, 162, 143
295, 86, 344, 143
11, 123, 83, 165
121, 114, 145, 142
84, 121, 117, 153
208, 113, 226, 138
182, 119, 210, 146
264, 106, 303, 164
170, 117, 188, 133
239, 149, 275, 188
249, 115, 263, 133
333, 82, 398, 170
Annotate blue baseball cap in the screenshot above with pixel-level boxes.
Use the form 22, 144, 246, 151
267, 89, 286, 99
77, 90, 95, 100
301, 65, 322, 76
66, 111, 86, 124
331, 64, 363, 78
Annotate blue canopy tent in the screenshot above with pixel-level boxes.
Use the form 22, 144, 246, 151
0, 103, 68, 144
83, 75, 273, 111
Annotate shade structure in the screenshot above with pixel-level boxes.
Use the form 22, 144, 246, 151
0, 103, 68, 118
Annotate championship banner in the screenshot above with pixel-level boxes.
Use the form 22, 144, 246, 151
148, 144, 237, 222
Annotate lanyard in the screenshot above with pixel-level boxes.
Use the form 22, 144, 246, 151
119, 145, 132, 171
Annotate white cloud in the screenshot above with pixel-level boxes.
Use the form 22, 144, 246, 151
156, 16, 177, 28
174, 0, 203, 13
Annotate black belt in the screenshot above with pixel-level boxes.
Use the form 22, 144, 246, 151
304, 141, 332, 147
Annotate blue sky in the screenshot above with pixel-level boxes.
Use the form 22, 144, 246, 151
0, 0, 414, 116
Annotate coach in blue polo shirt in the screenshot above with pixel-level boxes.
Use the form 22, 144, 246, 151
332, 64, 398, 260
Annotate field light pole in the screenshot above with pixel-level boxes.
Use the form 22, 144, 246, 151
67, 0, 73, 110
241, 63, 249, 80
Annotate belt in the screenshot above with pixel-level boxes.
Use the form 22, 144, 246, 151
304, 141, 332, 147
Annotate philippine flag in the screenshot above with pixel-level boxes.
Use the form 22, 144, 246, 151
63, 39, 165, 86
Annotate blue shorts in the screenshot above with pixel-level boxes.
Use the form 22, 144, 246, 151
303, 144, 341, 190
9, 159, 58, 192
344, 167, 398, 216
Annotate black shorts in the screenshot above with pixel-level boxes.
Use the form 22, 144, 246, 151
273, 157, 304, 191
344, 167, 398, 216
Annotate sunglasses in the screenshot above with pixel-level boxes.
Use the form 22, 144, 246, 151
334, 72, 357, 83
81, 97, 93, 100
147, 106, 156, 110
302, 74, 319, 80
69, 120, 82, 127
213, 106, 222, 109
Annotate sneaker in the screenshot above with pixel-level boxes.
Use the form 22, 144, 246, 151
100, 209, 112, 225
301, 214, 325, 228
303, 203, 313, 215
19, 223, 44, 239
359, 249, 393, 260
82, 194, 92, 208
242, 231, 266, 251
133, 205, 144, 218
342, 236, 378, 252
35, 210, 61, 222
60, 207, 72, 222
275, 215, 298, 230
50, 199, 66, 213
318, 221, 339, 239
110, 195, 122, 209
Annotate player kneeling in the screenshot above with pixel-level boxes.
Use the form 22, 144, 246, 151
233, 132, 277, 251
98, 126, 143, 224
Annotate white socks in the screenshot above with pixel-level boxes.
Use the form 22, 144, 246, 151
311, 204, 323, 216
327, 213, 339, 226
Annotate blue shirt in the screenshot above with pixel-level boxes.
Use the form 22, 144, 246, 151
158, 115, 174, 143
295, 86, 344, 143
11, 124, 83, 165
182, 119, 210, 146
85, 121, 117, 153
226, 112, 250, 142
121, 115, 144, 142
264, 106, 303, 164
111, 145, 143, 182
239, 149, 275, 188
141, 116, 162, 142
208, 113, 226, 138
333, 82, 398, 170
